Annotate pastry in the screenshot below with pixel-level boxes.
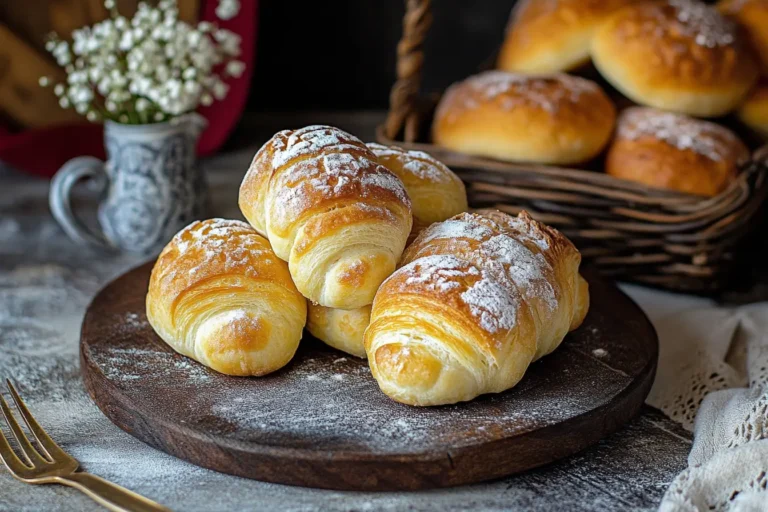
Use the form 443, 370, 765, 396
364, 211, 590, 406
366, 142, 468, 243
307, 144, 468, 358
238, 125, 412, 309
146, 219, 307, 376
718, 0, 768, 76
432, 71, 615, 165
307, 304, 371, 359
497, 0, 638, 73
591, 0, 758, 117
606, 107, 749, 196
737, 82, 768, 138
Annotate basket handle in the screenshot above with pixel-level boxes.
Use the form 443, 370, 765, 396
384, 0, 433, 143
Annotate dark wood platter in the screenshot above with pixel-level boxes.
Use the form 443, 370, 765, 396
80, 262, 658, 491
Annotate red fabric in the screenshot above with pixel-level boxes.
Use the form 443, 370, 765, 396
0, 0, 257, 178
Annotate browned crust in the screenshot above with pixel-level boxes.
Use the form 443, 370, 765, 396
432, 72, 616, 165
497, 0, 639, 72
605, 108, 749, 196
592, 1, 758, 97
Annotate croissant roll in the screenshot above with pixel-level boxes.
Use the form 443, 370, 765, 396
364, 211, 589, 406
366, 143, 468, 241
239, 125, 412, 309
146, 219, 307, 376
307, 144, 468, 357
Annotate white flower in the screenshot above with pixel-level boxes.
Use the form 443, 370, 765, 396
42, 0, 246, 123
183, 80, 201, 96
136, 98, 150, 112
212, 79, 228, 100
216, 0, 240, 20
86, 111, 99, 122
225, 60, 245, 78
38, 76, 50, 87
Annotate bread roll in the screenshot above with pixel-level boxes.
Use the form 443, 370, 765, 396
239, 125, 412, 309
364, 211, 589, 406
718, 0, 768, 76
497, 0, 638, 73
307, 304, 371, 358
146, 219, 307, 376
737, 82, 768, 137
591, 0, 758, 117
307, 144, 467, 358
432, 71, 615, 165
606, 107, 749, 196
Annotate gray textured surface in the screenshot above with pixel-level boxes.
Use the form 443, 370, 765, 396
0, 114, 692, 511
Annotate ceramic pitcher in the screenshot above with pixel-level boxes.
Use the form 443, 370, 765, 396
50, 115, 208, 254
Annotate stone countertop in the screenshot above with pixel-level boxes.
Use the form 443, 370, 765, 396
0, 113, 695, 511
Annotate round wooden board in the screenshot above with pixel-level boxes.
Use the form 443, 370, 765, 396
80, 262, 658, 492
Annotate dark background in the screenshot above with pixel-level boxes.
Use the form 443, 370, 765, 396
248, 1, 515, 111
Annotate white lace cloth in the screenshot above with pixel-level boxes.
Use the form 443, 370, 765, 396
640, 298, 768, 511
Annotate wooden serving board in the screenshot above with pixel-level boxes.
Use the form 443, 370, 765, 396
80, 262, 658, 491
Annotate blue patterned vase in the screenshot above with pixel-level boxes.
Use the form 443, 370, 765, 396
49, 114, 209, 254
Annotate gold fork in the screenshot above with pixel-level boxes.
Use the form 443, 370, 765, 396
0, 379, 170, 512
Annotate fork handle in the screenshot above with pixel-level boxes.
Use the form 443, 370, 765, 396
57, 472, 171, 512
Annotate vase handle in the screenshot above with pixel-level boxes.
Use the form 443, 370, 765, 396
49, 156, 113, 249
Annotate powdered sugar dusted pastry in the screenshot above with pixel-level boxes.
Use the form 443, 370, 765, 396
606, 107, 749, 196
367, 143, 467, 242
364, 211, 590, 406
238, 125, 412, 309
306, 144, 467, 358
146, 219, 307, 376
432, 71, 615, 165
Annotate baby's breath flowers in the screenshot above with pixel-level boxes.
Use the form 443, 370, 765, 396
40, 0, 244, 124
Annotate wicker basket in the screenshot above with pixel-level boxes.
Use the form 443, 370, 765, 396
377, 0, 768, 293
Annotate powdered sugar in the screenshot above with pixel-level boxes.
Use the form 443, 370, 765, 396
669, 0, 736, 48
367, 143, 456, 184
402, 255, 477, 294
419, 218, 495, 244
160, 218, 275, 284
397, 254, 519, 335
267, 132, 409, 227
411, 214, 558, 313
480, 235, 557, 311
439, 71, 601, 120
460, 277, 518, 333
270, 125, 363, 169
617, 108, 745, 162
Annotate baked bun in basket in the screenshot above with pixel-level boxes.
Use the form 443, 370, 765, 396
737, 82, 768, 138
718, 0, 768, 76
432, 71, 616, 165
606, 107, 750, 196
146, 219, 307, 376
591, 0, 759, 117
497, 0, 638, 73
